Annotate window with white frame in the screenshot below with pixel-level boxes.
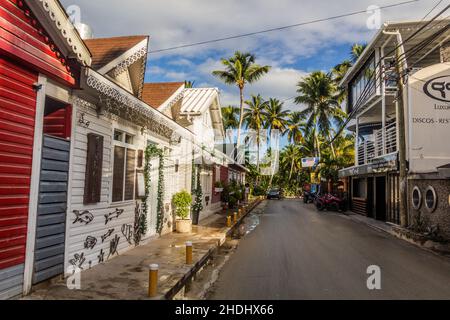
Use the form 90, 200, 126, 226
112, 129, 136, 202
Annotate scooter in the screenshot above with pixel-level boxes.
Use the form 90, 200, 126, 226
315, 193, 347, 212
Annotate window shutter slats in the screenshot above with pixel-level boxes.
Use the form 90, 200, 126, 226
112, 146, 125, 202
84, 133, 104, 204
124, 148, 136, 201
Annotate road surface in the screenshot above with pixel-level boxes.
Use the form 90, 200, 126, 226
209, 199, 450, 299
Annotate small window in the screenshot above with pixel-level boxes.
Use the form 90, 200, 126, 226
424, 186, 438, 213
411, 186, 422, 210
114, 130, 123, 142
175, 159, 179, 173
125, 134, 134, 144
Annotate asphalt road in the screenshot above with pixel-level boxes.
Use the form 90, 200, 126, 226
209, 199, 450, 300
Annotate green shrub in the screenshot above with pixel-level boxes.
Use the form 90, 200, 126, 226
172, 190, 192, 220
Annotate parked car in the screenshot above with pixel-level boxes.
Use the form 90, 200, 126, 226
267, 189, 281, 200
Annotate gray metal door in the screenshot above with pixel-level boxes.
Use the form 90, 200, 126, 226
33, 135, 70, 284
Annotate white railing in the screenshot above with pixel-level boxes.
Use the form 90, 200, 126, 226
357, 122, 397, 165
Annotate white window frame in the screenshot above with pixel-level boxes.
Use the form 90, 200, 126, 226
111, 128, 137, 204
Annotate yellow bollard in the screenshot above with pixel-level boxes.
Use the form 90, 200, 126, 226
186, 241, 193, 265
234, 212, 238, 224
226, 216, 232, 227
148, 264, 158, 297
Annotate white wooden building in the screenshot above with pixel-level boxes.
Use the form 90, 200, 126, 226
65, 35, 196, 274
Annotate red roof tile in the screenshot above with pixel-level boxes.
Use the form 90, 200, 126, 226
142, 82, 185, 109
84, 35, 148, 70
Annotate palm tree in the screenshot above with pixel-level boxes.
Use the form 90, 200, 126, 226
212, 51, 271, 147
295, 71, 347, 159
281, 145, 302, 181
284, 111, 306, 145
243, 94, 268, 172
331, 60, 352, 104
222, 106, 239, 144
350, 43, 367, 63
264, 98, 290, 136
184, 80, 195, 88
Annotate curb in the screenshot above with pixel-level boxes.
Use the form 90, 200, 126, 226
163, 199, 263, 300
341, 213, 450, 258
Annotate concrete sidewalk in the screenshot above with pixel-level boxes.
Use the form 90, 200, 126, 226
23, 200, 262, 300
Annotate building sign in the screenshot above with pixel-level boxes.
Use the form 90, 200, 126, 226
338, 153, 398, 178
302, 157, 320, 168
408, 63, 450, 173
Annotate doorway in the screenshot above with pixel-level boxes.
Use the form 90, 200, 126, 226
375, 176, 387, 221
32, 97, 71, 284
367, 177, 374, 218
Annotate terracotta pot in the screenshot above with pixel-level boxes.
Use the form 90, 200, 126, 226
176, 219, 192, 233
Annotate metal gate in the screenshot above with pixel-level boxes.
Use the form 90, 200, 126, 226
33, 135, 70, 284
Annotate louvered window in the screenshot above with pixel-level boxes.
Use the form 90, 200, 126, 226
112, 129, 137, 202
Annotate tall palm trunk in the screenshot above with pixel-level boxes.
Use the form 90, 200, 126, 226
329, 133, 336, 159
256, 134, 260, 184
289, 158, 295, 180
237, 86, 244, 148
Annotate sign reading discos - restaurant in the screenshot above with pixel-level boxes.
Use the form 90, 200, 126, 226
408, 63, 450, 173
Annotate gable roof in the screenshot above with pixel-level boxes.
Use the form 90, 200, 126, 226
141, 82, 185, 109
84, 35, 147, 70
180, 88, 220, 114
25, 0, 91, 66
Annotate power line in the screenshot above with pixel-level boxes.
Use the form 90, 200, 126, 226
148, 0, 420, 54
328, 7, 450, 144
421, 0, 445, 21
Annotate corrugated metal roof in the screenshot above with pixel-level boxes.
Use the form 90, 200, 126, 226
180, 88, 219, 114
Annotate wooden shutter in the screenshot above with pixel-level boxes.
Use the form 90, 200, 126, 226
137, 150, 143, 168
84, 133, 104, 204
112, 146, 125, 202
124, 149, 136, 201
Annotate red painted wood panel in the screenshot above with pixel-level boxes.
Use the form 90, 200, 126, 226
0, 57, 36, 271
43, 106, 72, 139
0, 0, 76, 86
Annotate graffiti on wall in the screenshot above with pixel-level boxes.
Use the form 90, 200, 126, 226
69, 253, 86, 269
84, 236, 97, 250
73, 210, 94, 225
108, 234, 120, 258
105, 208, 124, 225
121, 224, 133, 244
101, 228, 114, 243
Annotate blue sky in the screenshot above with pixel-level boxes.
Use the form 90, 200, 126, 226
61, 0, 442, 112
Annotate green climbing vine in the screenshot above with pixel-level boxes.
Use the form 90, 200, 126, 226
192, 164, 203, 223
140, 144, 165, 237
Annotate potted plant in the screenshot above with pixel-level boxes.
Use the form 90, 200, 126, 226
172, 190, 193, 233
214, 181, 224, 193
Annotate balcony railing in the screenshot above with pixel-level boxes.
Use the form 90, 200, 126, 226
357, 122, 397, 165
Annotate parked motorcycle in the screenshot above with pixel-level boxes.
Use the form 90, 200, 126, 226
304, 191, 320, 204
315, 193, 347, 212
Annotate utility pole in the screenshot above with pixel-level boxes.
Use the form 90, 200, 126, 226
395, 35, 408, 228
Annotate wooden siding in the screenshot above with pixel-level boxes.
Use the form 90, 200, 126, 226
67, 103, 153, 271
43, 107, 72, 139
0, 57, 37, 274
0, 0, 75, 86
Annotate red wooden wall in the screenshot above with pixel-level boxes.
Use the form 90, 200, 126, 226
0, 0, 75, 86
43, 106, 72, 139
0, 57, 37, 270
212, 165, 229, 204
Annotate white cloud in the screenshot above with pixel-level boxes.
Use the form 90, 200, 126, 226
63, 0, 441, 60
61, 0, 444, 111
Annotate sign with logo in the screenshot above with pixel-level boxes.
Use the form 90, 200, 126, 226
409, 63, 450, 173
338, 153, 398, 178
423, 75, 450, 103
302, 157, 320, 168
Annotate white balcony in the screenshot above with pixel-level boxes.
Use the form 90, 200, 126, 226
357, 122, 397, 166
